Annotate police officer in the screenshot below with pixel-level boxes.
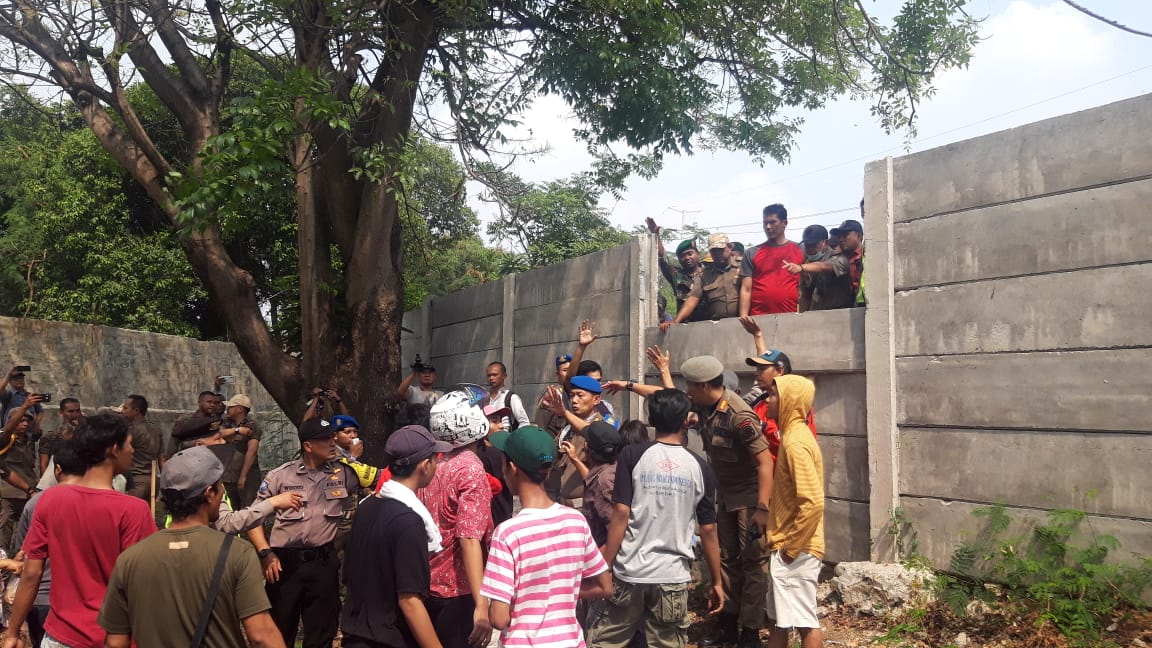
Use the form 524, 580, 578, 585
662, 233, 741, 329
247, 417, 357, 648
682, 355, 774, 648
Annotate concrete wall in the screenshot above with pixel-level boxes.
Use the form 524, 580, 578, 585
865, 92, 1152, 567
650, 309, 870, 563
0, 316, 298, 469
402, 236, 658, 421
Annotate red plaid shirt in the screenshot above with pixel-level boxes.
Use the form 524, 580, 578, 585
418, 448, 494, 598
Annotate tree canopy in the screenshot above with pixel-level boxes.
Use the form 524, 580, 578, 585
0, 0, 979, 457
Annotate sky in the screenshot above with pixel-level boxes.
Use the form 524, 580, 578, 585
467, 0, 1152, 245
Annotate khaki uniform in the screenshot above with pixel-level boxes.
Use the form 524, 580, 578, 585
221, 416, 262, 507
257, 459, 357, 648
688, 263, 741, 320
0, 434, 38, 553
697, 389, 771, 630
126, 419, 164, 502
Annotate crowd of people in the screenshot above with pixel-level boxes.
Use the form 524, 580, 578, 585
649, 203, 865, 327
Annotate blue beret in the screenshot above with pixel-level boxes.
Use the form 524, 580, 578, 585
569, 375, 603, 394
331, 415, 359, 430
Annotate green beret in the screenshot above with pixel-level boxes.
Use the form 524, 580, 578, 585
675, 239, 698, 255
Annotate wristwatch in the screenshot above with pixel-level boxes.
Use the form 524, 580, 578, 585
626, 380, 635, 392
257, 548, 274, 560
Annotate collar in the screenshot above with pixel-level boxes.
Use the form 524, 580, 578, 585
295, 460, 339, 475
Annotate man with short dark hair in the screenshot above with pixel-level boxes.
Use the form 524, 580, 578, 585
589, 389, 725, 648
739, 204, 804, 316
342, 425, 451, 648
121, 394, 163, 503
247, 418, 358, 648
39, 397, 83, 474
3, 412, 156, 648
535, 354, 572, 436
784, 219, 864, 310
99, 447, 285, 647
662, 233, 741, 329
171, 390, 222, 457
484, 362, 531, 430
797, 225, 849, 312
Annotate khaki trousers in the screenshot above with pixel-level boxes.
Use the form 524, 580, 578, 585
587, 578, 690, 648
716, 506, 770, 629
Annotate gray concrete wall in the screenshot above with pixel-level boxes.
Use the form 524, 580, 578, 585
868, 92, 1152, 567
403, 236, 658, 421
648, 308, 870, 563
0, 316, 298, 469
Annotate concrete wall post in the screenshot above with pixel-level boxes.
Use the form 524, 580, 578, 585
501, 274, 517, 385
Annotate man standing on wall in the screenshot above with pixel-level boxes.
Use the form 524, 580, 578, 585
739, 204, 804, 316
484, 362, 531, 430
662, 233, 742, 329
647, 217, 704, 315
783, 219, 864, 310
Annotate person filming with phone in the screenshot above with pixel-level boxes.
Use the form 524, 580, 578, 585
1, 367, 42, 431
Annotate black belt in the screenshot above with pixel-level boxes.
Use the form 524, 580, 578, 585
274, 543, 333, 563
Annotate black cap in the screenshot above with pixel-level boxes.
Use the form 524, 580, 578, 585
829, 219, 863, 238
801, 225, 829, 244
585, 420, 622, 461
298, 418, 336, 442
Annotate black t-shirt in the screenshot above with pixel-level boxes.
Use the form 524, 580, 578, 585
476, 442, 513, 525
341, 497, 430, 646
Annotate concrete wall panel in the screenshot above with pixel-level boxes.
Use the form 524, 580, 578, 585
891, 93, 1152, 222
812, 373, 868, 438
819, 435, 870, 502
649, 307, 865, 375
899, 428, 1151, 519
429, 315, 503, 357
514, 247, 627, 309
430, 279, 505, 326
895, 264, 1152, 356
514, 337, 631, 387
427, 349, 503, 387
825, 498, 872, 563
894, 179, 1152, 289
513, 291, 630, 348
896, 349, 1152, 432
900, 497, 1152, 568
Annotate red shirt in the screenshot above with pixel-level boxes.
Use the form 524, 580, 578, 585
754, 400, 817, 461
740, 241, 804, 314
22, 485, 156, 648
417, 448, 494, 598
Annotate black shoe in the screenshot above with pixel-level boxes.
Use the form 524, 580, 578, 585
737, 627, 762, 648
704, 613, 738, 647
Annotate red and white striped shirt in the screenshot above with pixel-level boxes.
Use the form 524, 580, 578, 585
480, 503, 607, 648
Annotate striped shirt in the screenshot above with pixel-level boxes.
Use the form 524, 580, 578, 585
480, 504, 608, 648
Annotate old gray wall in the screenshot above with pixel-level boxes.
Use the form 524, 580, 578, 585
650, 309, 870, 563
0, 317, 298, 468
864, 92, 1152, 567
402, 236, 658, 421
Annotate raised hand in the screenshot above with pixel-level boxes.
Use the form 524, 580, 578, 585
578, 320, 597, 347
645, 345, 671, 373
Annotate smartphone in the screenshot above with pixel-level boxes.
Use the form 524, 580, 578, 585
14, 365, 30, 372
38, 393, 52, 403
219, 375, 235, 384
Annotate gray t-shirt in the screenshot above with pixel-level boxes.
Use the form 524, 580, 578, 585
14, 491, 51, 606
406, 386, 442, 407
612, 441, 717, 584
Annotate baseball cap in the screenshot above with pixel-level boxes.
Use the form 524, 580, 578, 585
385, 425, 452, 467
675, 239, 698, 255
569, 375, 603, 394
482, 403, 511, 419
707, 233, 729, 250
331, 414, 359, 431
585, 420, 622, 461
418, 363, 437, 372
173, 416, 222, 441
555, 353, 573, 367
802, 225, 829, 244
746, 349, 792, 373
222, 394, 252, 410
489, 426, 556, 473
160, 446, 224, 497
829, 219, 863, 238
681, 355, 724, 383
298, 417, 336, 442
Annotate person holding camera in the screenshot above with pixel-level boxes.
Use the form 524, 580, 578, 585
397, 355, 442, 407
1, 367, 42, 432
301, 387, 349, 422
0, 395, 44, 553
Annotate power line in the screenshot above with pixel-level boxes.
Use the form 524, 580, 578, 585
680, 62, 1152, 206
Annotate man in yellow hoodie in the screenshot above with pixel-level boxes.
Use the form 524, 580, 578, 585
763, 374, 824, 648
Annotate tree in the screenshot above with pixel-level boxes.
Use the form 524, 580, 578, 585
0, 0, 978, 460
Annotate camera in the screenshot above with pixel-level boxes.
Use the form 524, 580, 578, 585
15, 365, 30, 372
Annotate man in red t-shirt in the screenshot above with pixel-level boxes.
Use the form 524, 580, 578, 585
3, 413, 156, 648
739, 204, 804, 316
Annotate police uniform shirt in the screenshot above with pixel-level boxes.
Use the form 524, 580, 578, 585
688, 263, 741, 320
696, 388, 770, 511
256, 460, 357, 548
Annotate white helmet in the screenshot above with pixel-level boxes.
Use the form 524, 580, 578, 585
429, 385, 489, 447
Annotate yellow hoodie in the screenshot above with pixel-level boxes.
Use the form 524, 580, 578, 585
766, 374, 825, 559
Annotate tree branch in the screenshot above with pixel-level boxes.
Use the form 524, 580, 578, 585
1060, 0, 1152, 38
